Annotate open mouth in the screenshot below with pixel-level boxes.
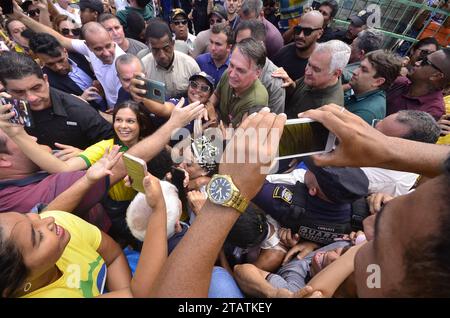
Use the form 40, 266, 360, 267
55, 224, 65, 238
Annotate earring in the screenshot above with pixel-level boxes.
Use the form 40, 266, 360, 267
24, 282, 32, 292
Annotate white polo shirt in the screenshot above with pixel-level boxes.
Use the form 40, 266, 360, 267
71, 39, 125, 108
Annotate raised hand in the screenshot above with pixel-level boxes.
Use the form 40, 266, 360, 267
53, 142, 83, 161
85, 145, 122, 183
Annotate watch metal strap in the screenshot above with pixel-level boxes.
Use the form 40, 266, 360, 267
230, 190, 249, 213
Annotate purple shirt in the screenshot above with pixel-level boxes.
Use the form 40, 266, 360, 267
195, 53, 230, 86
386, 76, 445, 120
263, 18, 283, 60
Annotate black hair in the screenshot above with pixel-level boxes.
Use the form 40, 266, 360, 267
320, 0, 339, 18
399, 155, 450, 297
28, 33, 64, 58
146, 148, 173, 180
125, 11, 146, 41
144, 18, 173, 43
0, 225, 29, 298
136, 0, 151, 9
411, 37, 440, 53
226, 203, 269, 248
112, 101, 156, 145
0, 51, 44, 87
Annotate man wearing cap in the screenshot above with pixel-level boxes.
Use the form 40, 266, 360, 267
79, 0, 104, 24
386, 48, 450, 120
331, 10, 370, 45
192, 4, 228, 58
170, 8, 196, 54
196, 23, 233, 85
252, 157, 369, 246
115, 0, 155, 28
206, 38, 268, 127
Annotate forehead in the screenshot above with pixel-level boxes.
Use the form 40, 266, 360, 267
299, 14, 323, 28
236, 29, 252, 42
210, 31, 228, 43
375, 114, 410, 137
230, 48, 253, 69
59, 19, 74, 28
149, 35, 172, 47
116, 107, 137, 118
360, 58, 376, 71
6, 74, 44, 89
87, 31, 113, 47
172, 14, 186, 21
102, 18, 121, 28
8, 21, 26, 30
309, 51, 331, 68
117, 60, 142, 74
319, 5, 332, 14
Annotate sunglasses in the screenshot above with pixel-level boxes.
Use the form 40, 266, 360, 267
61, 28, 81, 36
190, 80, 211, 93
173, 19, 188, 26
420, 56, 443, 73
417, 48, 435, 58
27, 9, 40, 17
209, 18, 223, 25
294, 25, 322, 36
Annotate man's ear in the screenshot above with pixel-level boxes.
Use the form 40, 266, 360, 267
430, 71, 444, 83
373, 77, 385, 89
334, 69, 343, 79
308, 186, 318, 197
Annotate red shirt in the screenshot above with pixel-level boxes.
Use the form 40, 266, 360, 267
386, 76, 445, 120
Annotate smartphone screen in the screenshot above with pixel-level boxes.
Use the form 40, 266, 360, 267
1, 97, 33, 128
276, 118, 335, 160
123, 153, 147, 193
0, 0, 14, 14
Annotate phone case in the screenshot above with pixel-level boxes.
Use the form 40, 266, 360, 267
123, 153, 147, 193
144, 79, 166, 104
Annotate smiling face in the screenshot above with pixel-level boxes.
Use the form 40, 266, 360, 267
0, 212, 70, 283
187, 77, 212, 103
85, 30, 116, 65
113, 107, 140, 146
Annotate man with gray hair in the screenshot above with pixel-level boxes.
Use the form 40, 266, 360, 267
342, 28, 384, 85
115, 54, 145, 105
206, 38, 268, 127
285, 40, 351, 118
239, 0, 283, 59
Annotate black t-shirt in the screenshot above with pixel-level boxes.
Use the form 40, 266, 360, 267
330, 29, 353, 45
272, 43, 309, 81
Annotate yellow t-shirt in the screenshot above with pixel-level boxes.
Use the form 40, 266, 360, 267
78, 139, 137, 201
437, 95, 450, 145
22, 211, 106, 298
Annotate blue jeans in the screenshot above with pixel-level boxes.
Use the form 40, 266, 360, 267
208, 266, 244, 298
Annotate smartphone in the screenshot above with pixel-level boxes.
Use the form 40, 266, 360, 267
311, 0, 321, 10
136, 76, 166, 104
275, 118, 336, 160
171, 167, 185, 191
0, 0, 14, 14
123, 153, 147, 193
0, 97, 34, 128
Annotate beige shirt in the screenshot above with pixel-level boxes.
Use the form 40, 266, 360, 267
141, 50, 200, 98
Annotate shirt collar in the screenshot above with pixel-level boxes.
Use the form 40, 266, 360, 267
208, 53, 230, 67
350, 89, 385, 102
49, 88, 69, 117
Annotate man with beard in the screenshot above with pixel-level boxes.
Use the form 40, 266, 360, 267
272, 10, 323, 81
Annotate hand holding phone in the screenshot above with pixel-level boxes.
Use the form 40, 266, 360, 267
0, 97, 33, 128
134, 75, 166, 104
123, 153, 147, 193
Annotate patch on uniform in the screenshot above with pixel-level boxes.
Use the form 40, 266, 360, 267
272, 186, 293, 204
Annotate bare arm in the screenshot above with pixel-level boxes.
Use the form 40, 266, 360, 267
35, 0, 52, 27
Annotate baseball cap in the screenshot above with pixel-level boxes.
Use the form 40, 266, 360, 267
189, 71, 215, 90
304, 157, 369, 204
170, 8, 188, 21
79, 0, 104, 14
208, 4, 227, 21
348, 10, 371, 27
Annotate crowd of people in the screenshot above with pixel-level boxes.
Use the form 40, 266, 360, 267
0, 0, 449, 298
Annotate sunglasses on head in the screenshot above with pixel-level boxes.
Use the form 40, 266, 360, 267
173, 19, 188, 26
27, 9, 40, 17
209, 18, 223, 25
190, 80, 211, 93
61, 28, 81, 36
420, 56, 443, 73
294, 25, 321, 36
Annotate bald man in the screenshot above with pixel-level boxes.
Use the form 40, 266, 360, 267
11, 8, 124, 108
272, 10, 324, 81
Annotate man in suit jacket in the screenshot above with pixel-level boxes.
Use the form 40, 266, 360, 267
29, 33, 107, 111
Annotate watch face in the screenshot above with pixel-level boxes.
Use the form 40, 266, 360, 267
208, 176, 232, 204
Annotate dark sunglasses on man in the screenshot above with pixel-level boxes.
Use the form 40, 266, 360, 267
209, 18, 223, 25
27, 9, 40, 17
420, 55, 443, 73
173, 19, 188, 26
294, 25, 322, 36
190, 80, 211, 93
61, 28, 82, 36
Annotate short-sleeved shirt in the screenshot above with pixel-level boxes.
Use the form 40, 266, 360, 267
386, 76, 445, 120
22, 211, 106, 298
0, 171, 108, 213
71, 39, 125, 108
25, 88, 114, 149
344, 89, 386, 124
142, 50, 201, 98
126, 38, 148, 56
272, 43, 309, 81
286, 77, 344, 118
216, 70, 269, 127
195, 52, 229, 85
78, 139, 136, 201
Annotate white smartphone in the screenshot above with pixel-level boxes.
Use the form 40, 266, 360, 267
275, 118, 336, 161
122, 153, 147, 193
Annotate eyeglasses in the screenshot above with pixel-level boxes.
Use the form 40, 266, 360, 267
173, 19, 188, 26
294, 25, 322, 36
190, 80, 211, 93
209, 18, 223, 25
417, 48, 435, 59
420, 56, 443, 73
27, 9, 40, 17
61, 28, 81, 36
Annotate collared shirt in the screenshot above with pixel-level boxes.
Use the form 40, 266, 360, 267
216, 70, 268, 127
345, 89, 386, 124
186, 33, 197, 54
142, 50, 201, 98
260, 58, 285, 114
272, 43, 309, 81
25, 88, 114, 149
286, 77, 344, 118
71, 39, 125, 108
341, 61, 361, 84
195, 52, 229, 85
386, 76, 445, 120
67, 58, 94, 92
